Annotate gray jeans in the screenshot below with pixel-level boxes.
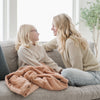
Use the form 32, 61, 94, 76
61, 68, 100, 86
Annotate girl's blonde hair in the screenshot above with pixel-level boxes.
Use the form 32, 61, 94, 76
53, 13, 88, 54
15, 24, 35, 50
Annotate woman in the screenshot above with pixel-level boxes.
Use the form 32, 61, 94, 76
15, 24, 62, 73
43, 13, 100, 86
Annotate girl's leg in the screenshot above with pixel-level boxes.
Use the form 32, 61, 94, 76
61, 68, 100, 86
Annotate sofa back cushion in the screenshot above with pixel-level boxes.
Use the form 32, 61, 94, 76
47, 49, 65, 68
0, 41, 95, 72
0, 41, 18, 72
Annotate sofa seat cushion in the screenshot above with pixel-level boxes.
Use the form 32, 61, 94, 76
0, 81, 100, 100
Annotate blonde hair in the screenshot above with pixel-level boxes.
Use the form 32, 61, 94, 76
53, 13, 88, 54
15, 24, 35, 50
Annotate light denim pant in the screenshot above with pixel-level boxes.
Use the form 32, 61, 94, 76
61, 68, 100, 86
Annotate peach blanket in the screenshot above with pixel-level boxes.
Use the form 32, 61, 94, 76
5, 65, 68, 97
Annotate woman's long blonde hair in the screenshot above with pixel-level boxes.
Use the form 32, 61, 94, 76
53, 13, 88, 54
15, 24, 34, 51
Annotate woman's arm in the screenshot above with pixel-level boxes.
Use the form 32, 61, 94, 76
43, 38, 57, 52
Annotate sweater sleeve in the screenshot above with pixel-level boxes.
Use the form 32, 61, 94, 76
43, 38, 57, 52
42, 47, 62, 72
67, 40, 83, 70
18, 47, 42, 67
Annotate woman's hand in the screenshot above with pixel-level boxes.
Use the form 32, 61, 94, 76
59, 69, 63, 74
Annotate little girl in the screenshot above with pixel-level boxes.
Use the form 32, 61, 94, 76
15, 24, 62, 73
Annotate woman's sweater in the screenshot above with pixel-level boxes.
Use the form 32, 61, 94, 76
18, 44, 62, 72
43, 38, 100, 71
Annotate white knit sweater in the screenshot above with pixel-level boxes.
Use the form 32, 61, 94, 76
43, 38, 100, 71
18, 44, 62, 72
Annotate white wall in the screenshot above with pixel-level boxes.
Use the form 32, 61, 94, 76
0, 0, 3, 41
2, 0, 17, 41
79, 0, 100, 61
9, 0, 17, 40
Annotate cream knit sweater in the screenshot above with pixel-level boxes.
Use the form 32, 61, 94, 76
43, 38, 100, 71
18, 44, 62, 72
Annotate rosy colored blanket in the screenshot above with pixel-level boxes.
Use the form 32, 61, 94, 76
5, 65, 68, 97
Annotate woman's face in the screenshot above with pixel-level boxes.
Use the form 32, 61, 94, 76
51, 23, 57, 36
29, 27, 39, 44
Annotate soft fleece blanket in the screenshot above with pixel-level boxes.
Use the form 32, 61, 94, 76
5, 65, 68, 97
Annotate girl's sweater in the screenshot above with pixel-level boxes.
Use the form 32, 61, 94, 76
18, 44, 62, 72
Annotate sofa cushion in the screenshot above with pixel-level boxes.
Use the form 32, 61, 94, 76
0, 81, 100, 100
0, 41, 18, 72
47, 49, 65, 68
0, 46, 10, 80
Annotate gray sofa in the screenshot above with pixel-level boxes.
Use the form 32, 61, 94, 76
0, 41, 100, 100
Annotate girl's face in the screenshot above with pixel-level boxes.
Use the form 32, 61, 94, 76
29, 27, 39, 44
51, 23, 57, 36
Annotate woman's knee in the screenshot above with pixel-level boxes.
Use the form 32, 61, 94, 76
61, 68, 76, 78
61, 68, 100, 86
61, 68, 85, 79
